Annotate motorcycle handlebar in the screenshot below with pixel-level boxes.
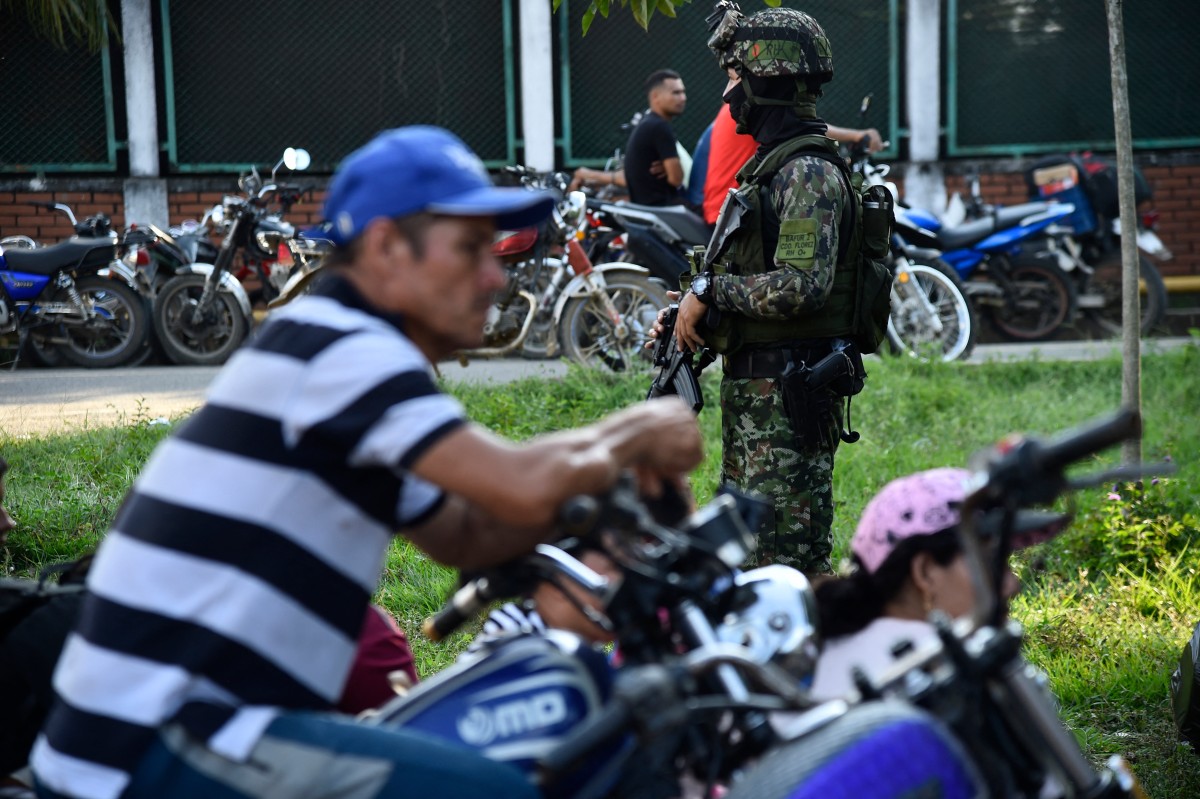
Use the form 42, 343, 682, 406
1029, 408, 1141, 476
422, 544, 610, 642
422, 576, 501, 642
975, 408, 1141, 506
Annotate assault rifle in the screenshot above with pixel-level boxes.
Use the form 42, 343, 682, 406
646, 305, 712, 414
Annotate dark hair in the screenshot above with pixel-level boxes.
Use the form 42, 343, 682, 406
323, 212, 434, 270
0, 456, 8, 477
814, 529, 961, 639
645, 69, 681, 94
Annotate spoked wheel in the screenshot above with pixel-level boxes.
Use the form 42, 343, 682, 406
886, 258, 977, 362
1079, 252, 1168, 337
987, 261, 1076, 342
153, 274, 250, 365
52, 276, 150, 368
559, 275, 668, 371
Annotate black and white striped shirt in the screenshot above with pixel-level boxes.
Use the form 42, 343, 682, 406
32, 276, 466, 799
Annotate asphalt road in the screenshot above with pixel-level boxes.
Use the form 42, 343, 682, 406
1, 338, 1193, 438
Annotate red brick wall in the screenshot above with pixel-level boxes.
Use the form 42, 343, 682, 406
3, 161, 1198, 281
166, 191, 327, 231
0, 190, 125, 243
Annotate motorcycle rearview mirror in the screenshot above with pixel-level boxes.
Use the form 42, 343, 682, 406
283, 147, 311, 172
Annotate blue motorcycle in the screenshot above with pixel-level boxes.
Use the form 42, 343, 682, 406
1, 204, 149, 369
893, 199, 1079, 342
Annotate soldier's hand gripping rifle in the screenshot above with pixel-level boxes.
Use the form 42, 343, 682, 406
646, 305, 712, 414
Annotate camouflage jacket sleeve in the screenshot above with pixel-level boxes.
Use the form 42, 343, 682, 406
711, 155, 845, 320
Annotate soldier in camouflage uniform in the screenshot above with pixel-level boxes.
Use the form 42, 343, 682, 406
670, 4, 852, 575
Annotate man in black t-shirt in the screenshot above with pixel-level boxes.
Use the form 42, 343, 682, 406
624, 69, 688, 206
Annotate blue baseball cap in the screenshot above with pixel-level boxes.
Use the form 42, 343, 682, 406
322, 126, 555, 246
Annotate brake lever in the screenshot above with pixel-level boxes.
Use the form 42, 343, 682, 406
1065, 460, 1177, 491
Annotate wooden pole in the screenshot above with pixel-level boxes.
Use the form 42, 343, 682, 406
1105, 0, 1142, 465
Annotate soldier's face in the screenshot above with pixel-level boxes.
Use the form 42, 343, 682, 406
722, 67, 741, 97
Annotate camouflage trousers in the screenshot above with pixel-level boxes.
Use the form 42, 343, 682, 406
720, 374, 841, 576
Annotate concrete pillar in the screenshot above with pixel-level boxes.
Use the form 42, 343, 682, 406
518, 0, 555, 171
121, 0, 169, 227
905, 0, 945, 217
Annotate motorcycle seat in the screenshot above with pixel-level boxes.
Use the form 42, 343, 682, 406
617, 202, 713, 246
935, 201, 1060, 251
2, 239, 116, 276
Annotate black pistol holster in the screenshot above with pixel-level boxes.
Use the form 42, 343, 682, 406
779, 338, 866, 448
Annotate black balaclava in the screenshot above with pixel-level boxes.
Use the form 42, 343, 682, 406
724, 73, 827, 152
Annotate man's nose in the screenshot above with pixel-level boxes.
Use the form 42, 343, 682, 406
482, 254, 506, 291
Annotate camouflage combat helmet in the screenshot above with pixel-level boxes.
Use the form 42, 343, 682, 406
706, 2, 834, 85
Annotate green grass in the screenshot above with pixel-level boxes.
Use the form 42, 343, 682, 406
3, 346, 1199, 793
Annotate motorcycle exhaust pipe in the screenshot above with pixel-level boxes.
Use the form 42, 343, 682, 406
456, 290, 540, 359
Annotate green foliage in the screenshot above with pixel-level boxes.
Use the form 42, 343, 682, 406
1026, 479, 1198, 582
0, 0, 118, 52
566, 0, 693, 34
3, 347, 1199, 794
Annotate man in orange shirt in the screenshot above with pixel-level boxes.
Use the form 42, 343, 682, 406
699, 105, 884, 225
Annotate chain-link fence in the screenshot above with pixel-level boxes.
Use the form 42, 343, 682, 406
0, 12, 117, 172
2, 0, 1196, 174
163, 0, 515, 172
559, 0, 898, 166
949, 0, 1200, 155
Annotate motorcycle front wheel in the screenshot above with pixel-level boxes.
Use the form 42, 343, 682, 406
886, 259, 977, 362
1080, 252, 1168, 337
51, 276, 150, 368
559, 275, 668, 371
987, 261, 1076, 342
154, 274, 250, 366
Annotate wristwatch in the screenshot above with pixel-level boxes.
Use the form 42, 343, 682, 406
690, 272, 714, 305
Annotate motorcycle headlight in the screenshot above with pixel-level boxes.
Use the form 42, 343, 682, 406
715, 565, 820, 684
557, 191, 587, 234
254, 230, 287, 257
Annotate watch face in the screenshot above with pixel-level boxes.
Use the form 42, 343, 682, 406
692, 275, 710, 296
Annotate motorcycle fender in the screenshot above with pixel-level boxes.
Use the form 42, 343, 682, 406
176, 263, 254, 321
549, 264, 653, 325
97, 261, 141, 293
900, 245, 942, 262
1136, 229, 1173, 260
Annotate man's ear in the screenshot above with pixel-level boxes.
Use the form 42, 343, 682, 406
360, 217, 410, 264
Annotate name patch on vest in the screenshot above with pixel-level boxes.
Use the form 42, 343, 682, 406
775, 218, 818, 268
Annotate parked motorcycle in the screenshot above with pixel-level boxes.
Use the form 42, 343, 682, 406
1, 203, 148, 369
150, 147, 310, 365
873, 175, 1079, 342
1023, 153, 1168, 337
271, 166, 669, 373
584, 198, 710, 291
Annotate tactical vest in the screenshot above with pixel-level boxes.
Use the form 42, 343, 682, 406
698, 134, 893, 355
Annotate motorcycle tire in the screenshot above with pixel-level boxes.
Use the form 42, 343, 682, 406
50, 276, 151, 368
886, 258, 977, 362
1081, 251, 1168, 338
153, 273, 250, 366
986, 261, 1076, 342
22, 331, 65, 368
559, 275, 668, 372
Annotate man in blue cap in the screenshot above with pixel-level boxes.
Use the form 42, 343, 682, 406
31, 127, 703, 799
